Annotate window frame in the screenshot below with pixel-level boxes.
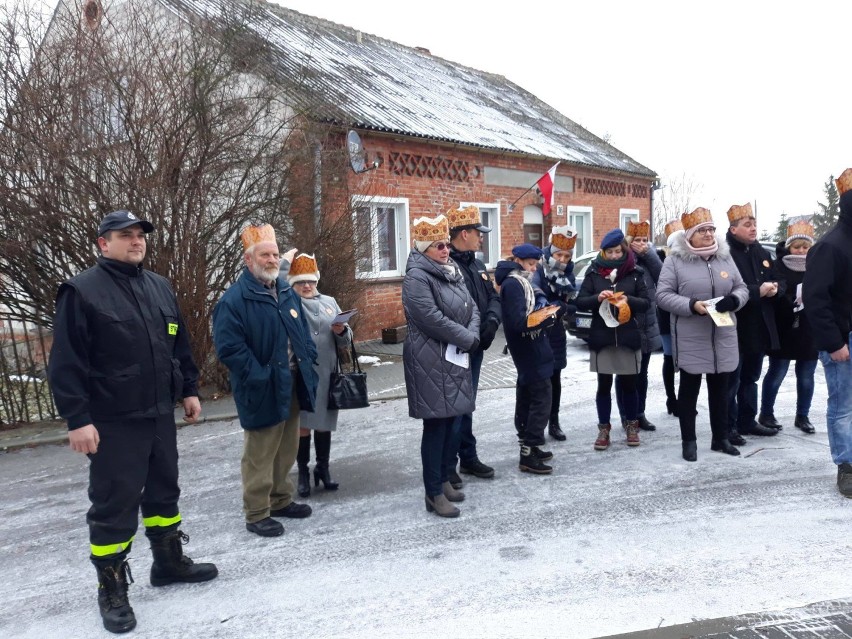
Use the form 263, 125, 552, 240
350, 195, 411, 279
460, 200, 500, 268
567, 205, 594, 256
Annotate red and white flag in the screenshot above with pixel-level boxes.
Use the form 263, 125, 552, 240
537, 162, 560, 216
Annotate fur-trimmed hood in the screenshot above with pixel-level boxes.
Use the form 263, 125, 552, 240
668, 232, 732, 261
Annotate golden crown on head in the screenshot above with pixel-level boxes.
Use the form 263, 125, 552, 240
289, 253, 319, 279
726, 202, 754, 224
786, 221, 814, 241
550, 225, 577, 251
411, 215, 450, 244
627, 220, 651, 238
240, 224, 276, 251
836, 169, 852, 196
681, 207, 714, 231
445, 205, 482, 230
664, 219, 684, 237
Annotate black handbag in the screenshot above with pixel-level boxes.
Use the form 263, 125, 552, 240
328, 342, 369, 410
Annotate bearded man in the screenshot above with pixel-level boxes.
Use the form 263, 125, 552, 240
212, 225, 318, 538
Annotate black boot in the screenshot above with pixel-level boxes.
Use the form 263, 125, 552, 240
147, 529, 218, 587
637, 414, 657, 431
297, 434, 311, 498
548, 415, 567, 441
519, 444, 552, 474
794, 414, 815, 434
313, 430, 339, 490
93, 555, 136, 634
682, 440, 697, 462
711, 439, 741, 456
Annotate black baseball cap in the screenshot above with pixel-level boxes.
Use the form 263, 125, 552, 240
97, 210, 154, 237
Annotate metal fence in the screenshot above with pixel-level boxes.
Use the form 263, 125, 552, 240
0, 319, 58, 425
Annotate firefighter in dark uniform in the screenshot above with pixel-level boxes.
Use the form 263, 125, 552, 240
48, 210, 218, 634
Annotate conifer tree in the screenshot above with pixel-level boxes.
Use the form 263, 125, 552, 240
813, 175, 840, 239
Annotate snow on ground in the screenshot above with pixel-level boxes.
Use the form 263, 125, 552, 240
1, 345, 850, 638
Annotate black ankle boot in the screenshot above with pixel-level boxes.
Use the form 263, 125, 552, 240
682, 440, 697, 462
794, 414, 815, 434
711, 439, 741, 456
637, 414, 657, 431
147, 529, 218, 587
548, 415, 567, 441
297, 434, 311, 497
93, 555, 136, 634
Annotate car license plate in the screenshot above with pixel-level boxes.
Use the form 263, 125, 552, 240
576, 317, 592, 328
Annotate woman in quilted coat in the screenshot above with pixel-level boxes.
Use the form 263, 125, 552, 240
402, 214, 480, 518
656, 208, 749, 462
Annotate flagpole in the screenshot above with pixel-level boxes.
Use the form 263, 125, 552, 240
508, 162, 560, 212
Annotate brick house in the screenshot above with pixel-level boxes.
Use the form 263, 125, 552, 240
71, 0, 658, 342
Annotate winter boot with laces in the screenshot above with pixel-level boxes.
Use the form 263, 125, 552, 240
594, 424, 611, 450
147, 529, 218, 587
519, 445, 552, 474
93, 555, 136, 634
624, 420, 641, 447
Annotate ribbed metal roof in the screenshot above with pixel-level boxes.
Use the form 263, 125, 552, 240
160, 0, 656, 177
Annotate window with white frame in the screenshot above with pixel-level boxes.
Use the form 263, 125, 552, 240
567, 206, 593, 256
351, 196, 410, 278
460, 201, 500, 268
619, 208, 640, 234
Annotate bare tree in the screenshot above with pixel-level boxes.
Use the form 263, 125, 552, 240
652, 172, 703, 243
0, 0, 369, 390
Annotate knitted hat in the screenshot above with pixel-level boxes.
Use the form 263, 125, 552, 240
664, 219, 683, 238
785, 221, 815, 248
681, 207, 715, 240
600, 228, 624, 250
241, 224, 276, 251
511, 243, 543, 260
626, 220, 651, 239
412, 215, 450, 252
666, 229, 684, 249
549, 225, 577, 252
288, 253, 320, 284
446, 205, 491, 233
836, 169, 852, 196
726, 202, 754, 225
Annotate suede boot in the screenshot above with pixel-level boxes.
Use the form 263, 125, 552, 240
594, 424, 611, 450
442, 481, 465, 502
624, 420, 641, 446
425, 493, 460, 517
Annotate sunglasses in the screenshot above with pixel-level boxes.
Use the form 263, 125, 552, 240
430, 242, 450, 251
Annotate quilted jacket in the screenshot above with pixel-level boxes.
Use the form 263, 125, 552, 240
402, 250, 480, 420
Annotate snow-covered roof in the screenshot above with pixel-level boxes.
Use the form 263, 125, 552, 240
160, 0, 656, 178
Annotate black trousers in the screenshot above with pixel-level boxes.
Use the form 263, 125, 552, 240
678, 371, 730, 442
87, 415, 181, 558
514, 379, 552, 447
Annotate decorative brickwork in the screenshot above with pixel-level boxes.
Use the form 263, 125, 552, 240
388, 152, 479, 182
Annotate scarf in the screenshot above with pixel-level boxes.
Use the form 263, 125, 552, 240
685, 239, 718, 258
593, 250, 635, 283
782, 254, 807, 272
541, 249, 576, 298
507, 269, 536, 316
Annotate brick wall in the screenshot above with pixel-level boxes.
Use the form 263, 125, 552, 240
333, 135, 653, 341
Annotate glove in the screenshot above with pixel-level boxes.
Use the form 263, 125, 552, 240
479, 319, 499, 351
714, 295, 738, 313
469, 337, 480, 353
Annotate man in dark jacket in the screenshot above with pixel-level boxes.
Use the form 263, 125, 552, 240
213, 225, 318, 538
725, 203, 783, 441
445, 206, 501, 485
48, 210, 218, 634
804, 169, 852, 497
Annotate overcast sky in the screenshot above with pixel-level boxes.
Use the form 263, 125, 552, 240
272, 0, 851, 234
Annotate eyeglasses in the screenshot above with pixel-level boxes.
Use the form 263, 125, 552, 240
294, 281, 315, 286
430, 242, 450, 251
695, 227, 717, 235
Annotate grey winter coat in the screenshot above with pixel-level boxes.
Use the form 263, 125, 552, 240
634, 248, 663, 353
656, 234, 749, 375
298, 293, 353, 431
402, 250, 480, 420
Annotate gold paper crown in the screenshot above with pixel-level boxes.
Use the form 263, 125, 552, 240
550, 225, 577, 251
241, 224, 276, 251
289, 253, 319, 280
836, 169, 852, 196
664, 219, 684, 237
604, 292, 631, 325
726, 202, 754, 224
681, 207, 714, 231
411, 215, 449, 244
626, 220, 651, 238
786, 221, 814, 241
445, 205, 482, 230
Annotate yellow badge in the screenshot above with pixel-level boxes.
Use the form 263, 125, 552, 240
167, 322, 178, 335
290, 309, 298, 318
762, 260, 770, 267
720, 271, 729, 279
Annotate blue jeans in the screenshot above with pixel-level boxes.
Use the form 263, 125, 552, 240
760, 357, 818, 418
422, 417, 458, 497
449, 349, 484, 466
818, 333, 852, 465
727, 350, 765, 434
661, 334, 673, 357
